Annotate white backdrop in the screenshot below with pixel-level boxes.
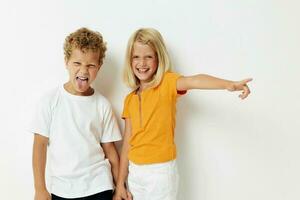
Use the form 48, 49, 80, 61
0, 0, 299, 199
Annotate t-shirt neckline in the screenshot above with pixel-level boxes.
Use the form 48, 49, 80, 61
61, 85, 96, 101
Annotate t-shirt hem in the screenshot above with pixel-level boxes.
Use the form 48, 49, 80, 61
29, 129, 49, 138
129, 156, 177, 165
101, 137, 122, 143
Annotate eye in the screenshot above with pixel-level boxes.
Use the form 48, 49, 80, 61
73, 62, 81, 66
146, 55, 154, 59
88, 64, 96, 68
132, 55, 139, 60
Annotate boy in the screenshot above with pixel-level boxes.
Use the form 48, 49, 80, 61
31, 28, 121, 200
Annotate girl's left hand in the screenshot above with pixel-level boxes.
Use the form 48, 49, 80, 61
228, 78, 252, 99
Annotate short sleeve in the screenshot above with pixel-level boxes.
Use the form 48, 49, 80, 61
29, 96, 52, 138
164, 72, 187, 99
101, 102, 122, 143
122, 95, 131, 119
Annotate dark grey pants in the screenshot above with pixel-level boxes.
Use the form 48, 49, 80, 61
51, 190, 113, 200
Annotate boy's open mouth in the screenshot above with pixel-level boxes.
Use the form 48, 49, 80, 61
76, 76, 89, 88
76, 76, 89, 81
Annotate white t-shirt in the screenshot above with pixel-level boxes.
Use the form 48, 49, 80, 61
30, 86, 122, 198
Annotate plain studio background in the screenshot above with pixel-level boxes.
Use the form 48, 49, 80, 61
0, 0, 299, 199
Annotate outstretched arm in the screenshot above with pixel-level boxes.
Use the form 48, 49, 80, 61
177, 74, 252, 99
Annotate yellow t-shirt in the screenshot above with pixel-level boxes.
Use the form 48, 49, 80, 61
122, 72, 186, 164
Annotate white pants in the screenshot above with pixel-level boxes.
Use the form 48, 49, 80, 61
128, 160, 179, 200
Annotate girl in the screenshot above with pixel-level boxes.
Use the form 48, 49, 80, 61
114, 28, 252, 200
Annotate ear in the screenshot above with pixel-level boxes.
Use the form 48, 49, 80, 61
64, 57, 69, 68
97, 62, 103, 71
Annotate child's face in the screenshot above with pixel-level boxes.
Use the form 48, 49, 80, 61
131, 42, 158, 86
65, 48, 101, 96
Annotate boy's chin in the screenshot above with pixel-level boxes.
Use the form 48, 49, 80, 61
76, 85, 90, 91
71, 84, 93, 95
64, 81, 93, 96
75, 86, 93, 95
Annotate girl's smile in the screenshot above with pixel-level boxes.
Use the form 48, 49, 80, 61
131, 42, 158, 86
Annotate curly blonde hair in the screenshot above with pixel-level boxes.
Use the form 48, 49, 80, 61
64, 27, 107, 65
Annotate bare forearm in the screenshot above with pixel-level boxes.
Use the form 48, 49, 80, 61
179, 74, 234, 90
114, 136, 132, 200
32, 138, 47, 191
116, 143, 130, 187
194, 74, 233, 89
102, 142, 120, 184
107, 148, 120, 184
116, 118, 132, 188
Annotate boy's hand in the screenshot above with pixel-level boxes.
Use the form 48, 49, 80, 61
113, 185, 132, 200
228, 78, 252, 99
34, 189, 51, 200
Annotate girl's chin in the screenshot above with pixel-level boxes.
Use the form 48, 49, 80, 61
136, 74, 153, 81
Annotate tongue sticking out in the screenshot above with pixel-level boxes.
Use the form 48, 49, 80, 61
76, 78, 88, 89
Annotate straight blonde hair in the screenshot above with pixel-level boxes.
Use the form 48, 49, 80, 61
124, 28, 172, 90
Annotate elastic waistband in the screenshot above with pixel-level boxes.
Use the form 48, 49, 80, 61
129, 159, 177, 169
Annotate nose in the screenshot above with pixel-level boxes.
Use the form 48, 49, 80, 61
79, 65, 88, 74
139, 58, 146, 67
